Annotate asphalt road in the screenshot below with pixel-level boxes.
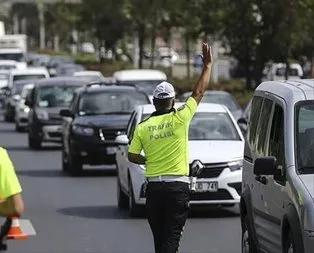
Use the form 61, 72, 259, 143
0, 115, 242, 253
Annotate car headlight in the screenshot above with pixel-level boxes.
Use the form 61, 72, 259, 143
228, 159, 243, 172
36, 110, 49, 120
21, 107, 29, 113
72, 125, 94, 136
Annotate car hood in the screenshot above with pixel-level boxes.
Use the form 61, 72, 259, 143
73, 114, 131, 129
188, 140, 244, 163
299, 174, 314, 199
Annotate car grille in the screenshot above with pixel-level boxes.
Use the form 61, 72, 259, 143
190, 189, 233, 201
100, 129, 124, 141
48, 113, 62, 121
192, 162, 228, 178
48, 132, 62, 138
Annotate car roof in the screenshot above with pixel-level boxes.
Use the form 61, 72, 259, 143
78, 84, 143, 94
0, 60, 17, 65
113, 69, 167, 81
34, 77, 87, 87
139, 102, 229, 114
256, 79, 314, 102
10, 67, 49, 75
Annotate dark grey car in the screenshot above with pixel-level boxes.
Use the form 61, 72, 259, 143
25, 77, 87, 149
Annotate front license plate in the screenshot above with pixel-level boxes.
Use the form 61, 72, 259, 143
195, 182, 218, 192
106, 147, 118, 155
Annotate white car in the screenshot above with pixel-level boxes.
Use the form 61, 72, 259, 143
115, 102, 245, 216
7, 67, 49, 88
113, 69, 167, 102
14, 83, 34, 131
73, 70, 105, 82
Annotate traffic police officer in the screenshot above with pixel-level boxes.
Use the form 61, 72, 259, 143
0, 147, 24, 217
128, 43, 213, 253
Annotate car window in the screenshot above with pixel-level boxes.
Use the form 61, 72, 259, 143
248, 96, 263, 147
268, 104, 285, 166
12, 82, 29, 95
13, 74, 46, 81
276, 67, 299, 76
36, 86, 78, 108
21, 86, 33, 99
78, 91, 149, 115
256, 98, 273, 156
296, 102, 314, 169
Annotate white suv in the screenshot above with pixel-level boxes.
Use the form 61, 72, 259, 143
115, 102, 245, 217
241, 79, 314, 253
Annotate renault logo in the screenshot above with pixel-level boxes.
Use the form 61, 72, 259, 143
191, 160, 204, 174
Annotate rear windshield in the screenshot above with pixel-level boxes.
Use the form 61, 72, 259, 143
36, 86, 79, 108
13, 74, 46, 81
78, 91, 150, 115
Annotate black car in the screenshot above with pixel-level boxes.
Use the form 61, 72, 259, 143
59, 83, 151, 176
25, 77, 87, 149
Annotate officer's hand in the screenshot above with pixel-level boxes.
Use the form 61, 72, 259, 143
202, 43, 213, 68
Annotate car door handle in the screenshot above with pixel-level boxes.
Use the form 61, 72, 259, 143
255, 175, 268, 185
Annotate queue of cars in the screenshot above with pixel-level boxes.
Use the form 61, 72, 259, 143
0, 53, 249, 221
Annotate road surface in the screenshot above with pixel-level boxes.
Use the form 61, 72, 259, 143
0, 116, 242, 253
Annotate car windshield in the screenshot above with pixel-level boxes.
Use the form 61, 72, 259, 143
0, 53, 24, 61
296, 102, 314, 171
142, 112, 241, 140
36, 86, 78, 108
276, 67, 299, 76
0, 65, 15, 70
117, 80, 162, 95
21, 86, 33, 99
78, 91, 149, 115
13, 74, 46, 82
12, 82, 30, 95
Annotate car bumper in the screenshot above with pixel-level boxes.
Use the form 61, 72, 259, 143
303, 231, 314, 252
71, 138, 119, 165
15, 110, 29, 127
130, 166, 242, 206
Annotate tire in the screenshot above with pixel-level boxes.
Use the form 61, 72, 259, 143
242, 215, 258, 253
117, 178, 129, 209
128, 177, 143, 217
61, 148, 69, 172
15, 122, 24, 132
68, 153, 82, 176
28, 133, 41, 150
283, 230, 295, 253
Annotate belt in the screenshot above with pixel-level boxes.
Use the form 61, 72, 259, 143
146, 175, 190, 184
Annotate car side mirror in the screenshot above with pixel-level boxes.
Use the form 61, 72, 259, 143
253, 157, 277, 176
237, 117, 247, 125
59, 109, 74, 118
115, 134, 129, 145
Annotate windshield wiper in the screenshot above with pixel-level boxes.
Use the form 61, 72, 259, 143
299, 166, 314, 173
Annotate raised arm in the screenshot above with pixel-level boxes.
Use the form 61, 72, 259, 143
191, 43, 213, 104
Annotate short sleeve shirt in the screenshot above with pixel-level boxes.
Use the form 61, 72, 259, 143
0, 148, 22, 199
128, 97, 198, 177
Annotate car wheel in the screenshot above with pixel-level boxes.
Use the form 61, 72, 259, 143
61, 148, 69, 172
68, 153, 82, 176
128, 176, 143, 217
28, 133, 41, 150
117, 178, 129, 209
242, 215, 258, 253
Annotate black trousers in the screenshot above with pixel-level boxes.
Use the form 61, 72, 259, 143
146, 181, 190, 253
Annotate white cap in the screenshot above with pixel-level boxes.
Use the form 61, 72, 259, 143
153, 81, 175, 99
